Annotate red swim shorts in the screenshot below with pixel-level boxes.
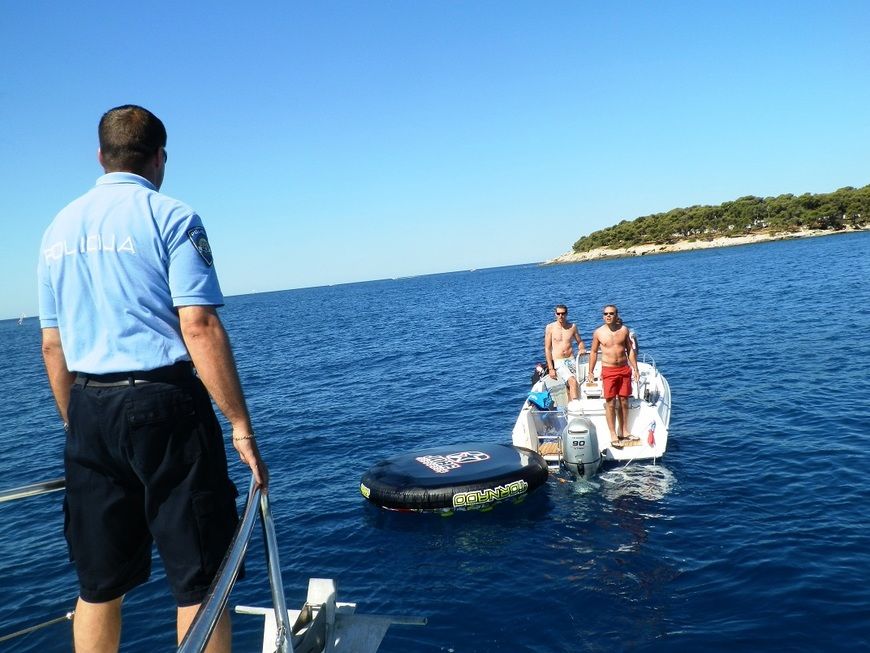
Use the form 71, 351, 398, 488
601, 365, 633, 399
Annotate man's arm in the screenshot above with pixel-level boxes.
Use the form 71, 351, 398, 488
573, 327, 587, 355
587, 330, 599, 380
178, 305, 269, 489
41, 327, 75, 425
544, 325, 556, 379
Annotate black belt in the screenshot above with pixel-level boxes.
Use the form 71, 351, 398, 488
74, 361, 194, 388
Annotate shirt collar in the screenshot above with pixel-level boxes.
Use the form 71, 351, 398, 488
96, 172, 157, 191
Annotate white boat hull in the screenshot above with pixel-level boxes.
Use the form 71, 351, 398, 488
511, 355, 671, 470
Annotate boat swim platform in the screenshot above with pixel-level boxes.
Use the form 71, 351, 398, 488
237, 578, 426, 653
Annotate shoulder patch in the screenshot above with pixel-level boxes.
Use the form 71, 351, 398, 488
187, 227, 214, 266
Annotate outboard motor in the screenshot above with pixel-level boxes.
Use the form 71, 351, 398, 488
561, 401, 601, 478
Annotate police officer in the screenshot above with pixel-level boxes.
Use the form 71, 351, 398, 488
38, 105, 268, 652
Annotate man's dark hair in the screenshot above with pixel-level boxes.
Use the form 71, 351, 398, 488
98, 105, 167, 173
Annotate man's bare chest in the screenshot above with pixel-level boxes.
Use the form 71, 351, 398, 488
551, 324, 574, 342
598, 327, 626, 347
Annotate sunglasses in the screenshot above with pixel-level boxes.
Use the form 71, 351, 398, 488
603, 312, 616, 316
555, 311, 567, 316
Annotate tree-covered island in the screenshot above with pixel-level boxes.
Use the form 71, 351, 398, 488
556, 185, 870, 262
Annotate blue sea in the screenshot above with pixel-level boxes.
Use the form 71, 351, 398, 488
1, 231, 869, 652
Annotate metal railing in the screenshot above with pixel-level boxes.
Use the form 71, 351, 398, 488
0, 476, 292, 653
0, 477, 65, 504
179, 477, 292, 653
0, 477, 73, 644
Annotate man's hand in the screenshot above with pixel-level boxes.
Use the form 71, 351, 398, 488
232, 428, 269, 490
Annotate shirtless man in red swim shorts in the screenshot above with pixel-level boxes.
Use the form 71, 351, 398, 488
587, 305, 639, 447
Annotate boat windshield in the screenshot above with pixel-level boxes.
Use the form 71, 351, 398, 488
529, 409, 568, 438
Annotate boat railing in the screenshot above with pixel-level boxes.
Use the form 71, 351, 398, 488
0, 477, 72, 645
179, 476, 292, 653
0, 476, 293, 653
638, 352, 658, 372
0, 476, 65, 503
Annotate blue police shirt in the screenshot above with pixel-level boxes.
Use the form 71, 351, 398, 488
38, 173, 224, 374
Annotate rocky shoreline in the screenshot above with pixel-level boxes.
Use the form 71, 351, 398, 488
545, 226, 870, 264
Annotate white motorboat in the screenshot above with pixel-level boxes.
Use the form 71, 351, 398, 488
511, 353, 671, 477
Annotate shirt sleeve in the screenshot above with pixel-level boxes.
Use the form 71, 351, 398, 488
37, 241, 59, 328
165, 210, 225, 307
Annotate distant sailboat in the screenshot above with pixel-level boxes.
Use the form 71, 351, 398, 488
17, 313, 26, 326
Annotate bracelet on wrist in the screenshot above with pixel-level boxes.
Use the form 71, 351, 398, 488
232, 433, 255, 441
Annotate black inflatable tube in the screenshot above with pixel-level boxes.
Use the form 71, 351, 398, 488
360, 442, 548, 512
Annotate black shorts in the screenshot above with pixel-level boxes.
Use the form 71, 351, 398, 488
64, 372, 240, 606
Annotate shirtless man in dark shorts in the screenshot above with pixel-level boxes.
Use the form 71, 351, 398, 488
587, 305, 639, 447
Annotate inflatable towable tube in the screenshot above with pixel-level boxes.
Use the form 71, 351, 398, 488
360, 442, 548, 512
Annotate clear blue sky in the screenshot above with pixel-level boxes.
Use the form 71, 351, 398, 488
2, 1, 868, 320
